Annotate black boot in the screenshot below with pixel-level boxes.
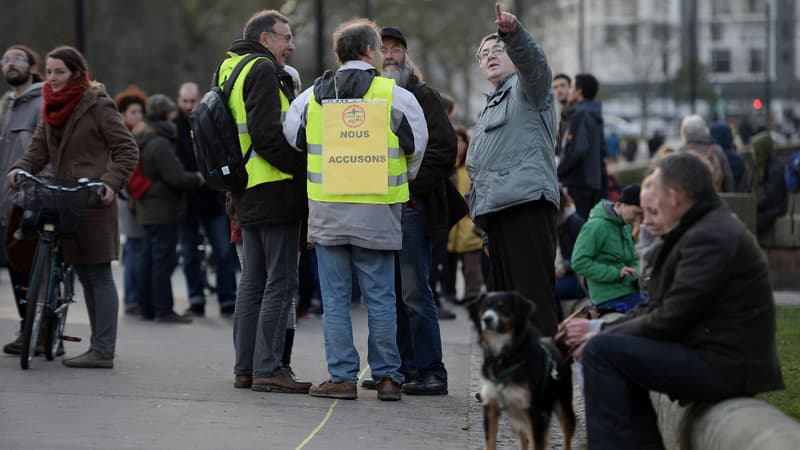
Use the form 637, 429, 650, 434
281, 328, 294, 368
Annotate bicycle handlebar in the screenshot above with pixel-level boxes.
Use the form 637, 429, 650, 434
14, 170, 107, 197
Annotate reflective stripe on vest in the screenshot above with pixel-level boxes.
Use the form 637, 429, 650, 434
218, 52, 292, 188
305, 76, 409, 204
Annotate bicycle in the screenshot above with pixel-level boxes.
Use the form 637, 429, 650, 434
14, 170, 105, 370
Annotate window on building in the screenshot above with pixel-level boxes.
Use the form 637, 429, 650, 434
711, 49, 731, 73
750, 48, 764, 73
605, 25, 618, 45
711, 0, 731, 15
710, 23, 722, 41
746, 0, 762, 13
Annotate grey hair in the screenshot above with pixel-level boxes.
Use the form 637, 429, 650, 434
680, 114, 711, 144
243, 10, 289, 41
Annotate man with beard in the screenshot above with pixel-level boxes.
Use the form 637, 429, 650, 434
364, 26, 458, 395
1, 45, 44, 355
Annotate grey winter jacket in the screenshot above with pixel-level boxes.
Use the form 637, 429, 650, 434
0, 83, 43, 225
466, 24, 559, 224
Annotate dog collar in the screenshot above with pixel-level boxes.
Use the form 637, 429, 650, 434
492, 361, 523, 384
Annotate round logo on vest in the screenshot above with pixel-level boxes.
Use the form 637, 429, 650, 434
342, 104, 366, 128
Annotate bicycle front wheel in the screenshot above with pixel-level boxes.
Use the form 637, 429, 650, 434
20, 240, 52, 370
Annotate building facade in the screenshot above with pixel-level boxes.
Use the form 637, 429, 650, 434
534, 0, 798, 132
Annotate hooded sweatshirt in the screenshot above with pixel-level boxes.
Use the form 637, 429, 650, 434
571, 200, 639, 303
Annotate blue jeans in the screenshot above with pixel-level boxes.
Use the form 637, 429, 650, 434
178, 214, 236, 309
140, 224, 179, 318
397, 196, 446, 380
122, 237, 145, 308
583, 334, 739, 450
595, 292, 644, 314
316, 244, 403, 385
555, 273, 581, 301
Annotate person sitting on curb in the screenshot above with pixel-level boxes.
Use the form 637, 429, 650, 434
561, 152, 783, 450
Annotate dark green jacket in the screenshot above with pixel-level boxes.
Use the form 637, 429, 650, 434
606, 194, 784, 396
572, 200, 638, 303
135, 120, 200, 225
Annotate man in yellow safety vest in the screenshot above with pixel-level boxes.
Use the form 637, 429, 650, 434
283, 18, 428, 402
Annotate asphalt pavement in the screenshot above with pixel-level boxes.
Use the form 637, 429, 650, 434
0, 263, 797, 450
0, 263, 482, 450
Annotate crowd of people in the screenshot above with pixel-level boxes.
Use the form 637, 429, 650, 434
0, 2, 787, 446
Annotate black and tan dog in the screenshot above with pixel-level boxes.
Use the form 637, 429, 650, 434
468, 291, 575, 450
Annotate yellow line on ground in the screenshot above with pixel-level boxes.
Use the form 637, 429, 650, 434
294, 366, 370, 450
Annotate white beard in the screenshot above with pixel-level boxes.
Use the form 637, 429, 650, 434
382, 63, 411, 89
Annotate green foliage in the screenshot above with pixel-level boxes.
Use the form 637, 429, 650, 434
758, 305, 800, 420
668, 57, 717, 104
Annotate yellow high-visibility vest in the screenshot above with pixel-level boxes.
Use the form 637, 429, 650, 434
218, 52, 292, 189
305, 76, 409, 204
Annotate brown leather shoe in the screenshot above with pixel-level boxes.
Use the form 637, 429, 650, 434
234, 374, 253, 389
376, 377, 402, 401
62, 350, 114, 369
251, 368, 311, 393
309, 380, 358, 400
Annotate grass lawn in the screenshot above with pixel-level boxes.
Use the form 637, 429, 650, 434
759, 305, 800, 420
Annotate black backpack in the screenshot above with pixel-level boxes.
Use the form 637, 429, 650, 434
190, 54, 262, 192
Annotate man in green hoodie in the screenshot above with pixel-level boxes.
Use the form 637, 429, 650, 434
572, 184, 643, 313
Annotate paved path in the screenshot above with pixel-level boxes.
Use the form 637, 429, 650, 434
0, 264, 484, 450
1, 263, 796, 449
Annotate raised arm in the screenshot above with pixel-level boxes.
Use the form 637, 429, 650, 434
496, 3, 553, 110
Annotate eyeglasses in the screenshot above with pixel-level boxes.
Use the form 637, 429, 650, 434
476, 45, 506, 62
380, 47, 404, 57
268, 30, 293, 43
1, 54, 28, 66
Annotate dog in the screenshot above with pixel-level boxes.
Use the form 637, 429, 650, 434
468, 291, 575, 450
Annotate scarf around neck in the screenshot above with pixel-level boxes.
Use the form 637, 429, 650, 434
42, 74, 90, 127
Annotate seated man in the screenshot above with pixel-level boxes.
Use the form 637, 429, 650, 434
562, 152, 784, 450
571, 184, 643, 314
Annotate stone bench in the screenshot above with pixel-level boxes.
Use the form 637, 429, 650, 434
651, 393, 800, 450
719, 192, 757, 233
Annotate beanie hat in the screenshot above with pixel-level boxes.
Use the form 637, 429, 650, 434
619, 183, 641, 207
145, 94, 177, 122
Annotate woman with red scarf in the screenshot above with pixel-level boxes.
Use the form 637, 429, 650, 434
6, 46, 138, 369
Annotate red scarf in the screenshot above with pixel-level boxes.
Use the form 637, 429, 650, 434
41, 74, 90, 127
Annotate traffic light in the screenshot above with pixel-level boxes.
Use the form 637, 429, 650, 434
753, 98, 763, 110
